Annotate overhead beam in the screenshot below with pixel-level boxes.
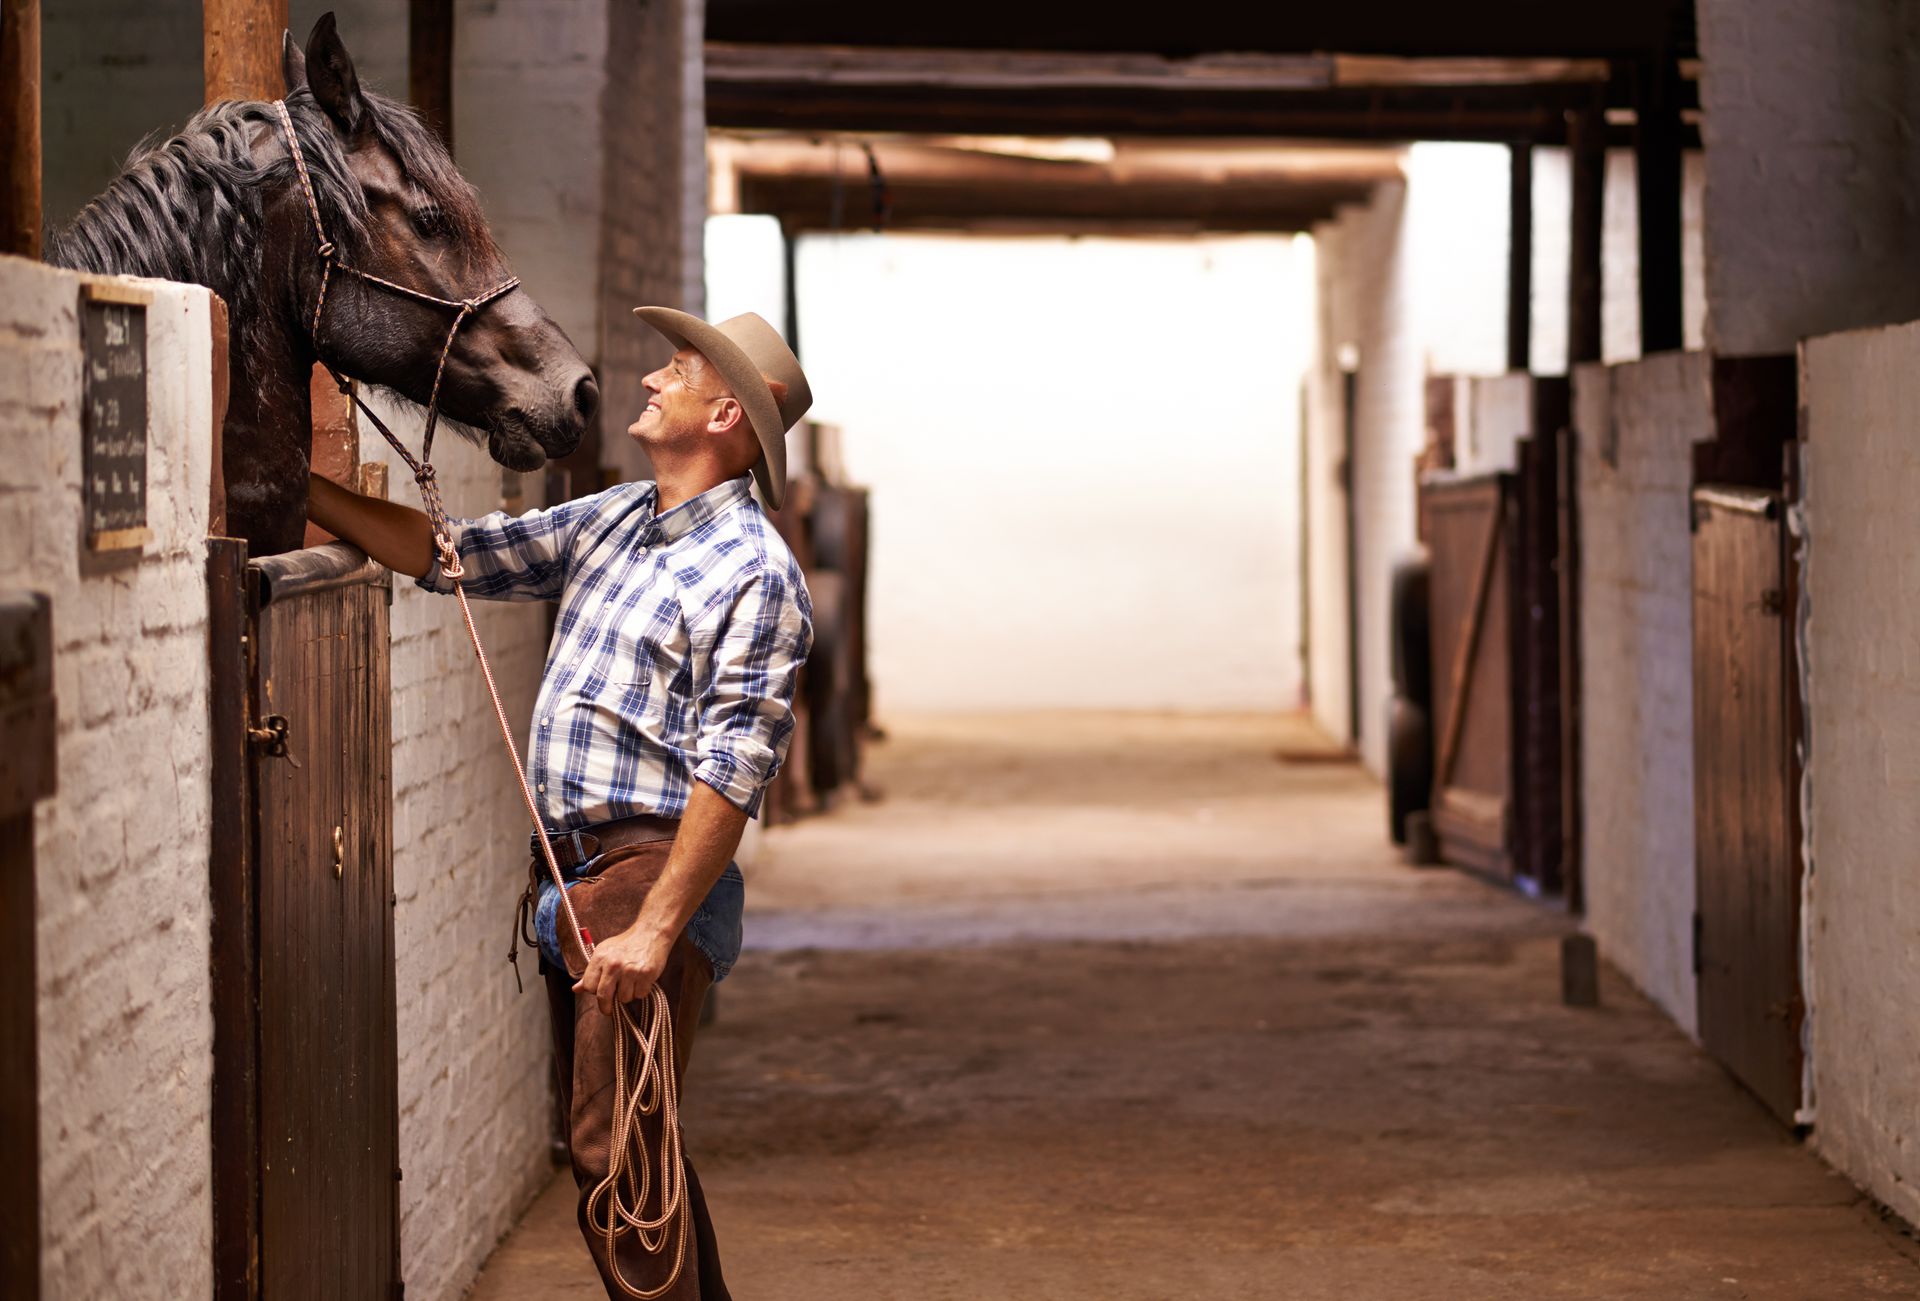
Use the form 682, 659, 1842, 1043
708, 46, 1699, 145
743, 174, 1373, 234
706, 1, 1697, 61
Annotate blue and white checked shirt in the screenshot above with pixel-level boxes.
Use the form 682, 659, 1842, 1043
420, 474, 812, 829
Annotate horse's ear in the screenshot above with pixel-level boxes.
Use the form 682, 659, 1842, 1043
281, 30, 307, 95
304, 12, 365, 135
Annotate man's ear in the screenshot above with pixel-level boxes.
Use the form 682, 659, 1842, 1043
305, 12, 366, 136
282, 30, 307, 94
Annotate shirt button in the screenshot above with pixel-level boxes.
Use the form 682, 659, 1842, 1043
537, 782, 547, 794
540, 717, 552, 727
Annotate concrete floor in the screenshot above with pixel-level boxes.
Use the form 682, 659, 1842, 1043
468, 713, 1920, 1300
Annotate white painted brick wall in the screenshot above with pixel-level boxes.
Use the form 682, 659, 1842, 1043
1800, 318, 1920, 1227
599, 0, 708, 484
1309, 146, 1510, 773
362, 399, 558, 1301
0, 256, 216, 1299
1698, 0, 1920, 356
1572, 353, 1710, 1035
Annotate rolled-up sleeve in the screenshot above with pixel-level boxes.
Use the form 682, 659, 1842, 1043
693, 564, 813, 816
415, 490, 603, 602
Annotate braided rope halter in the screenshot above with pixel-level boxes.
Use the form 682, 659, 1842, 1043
275, 101, 691, 1298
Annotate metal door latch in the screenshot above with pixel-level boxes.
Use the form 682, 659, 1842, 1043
247, 713, 301, 767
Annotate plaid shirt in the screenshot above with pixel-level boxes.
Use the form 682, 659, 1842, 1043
420, 475, 811, 828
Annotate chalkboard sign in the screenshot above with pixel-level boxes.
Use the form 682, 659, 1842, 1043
80, 284, 151, 552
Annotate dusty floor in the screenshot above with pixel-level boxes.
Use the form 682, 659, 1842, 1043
469, 713, 1920, 1300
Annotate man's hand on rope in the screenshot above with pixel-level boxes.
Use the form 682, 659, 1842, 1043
575, 923, 674, 1017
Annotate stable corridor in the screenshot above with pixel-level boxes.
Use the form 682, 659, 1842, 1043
470, 716, 1920, 1300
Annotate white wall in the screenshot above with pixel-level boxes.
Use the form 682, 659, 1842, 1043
1573, 352, 1711, 1035
1698, 0, 1920, 356
0, 257, 217, 1298
1307, 145, 1512, 770
1800, 319, 1920, 1228
362, 403, 558, 1301
795, 231, 1313, 713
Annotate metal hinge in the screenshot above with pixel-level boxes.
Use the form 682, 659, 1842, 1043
1691, 911, 1703, 975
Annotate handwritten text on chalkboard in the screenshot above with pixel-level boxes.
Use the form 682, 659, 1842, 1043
81, 295, 149, 549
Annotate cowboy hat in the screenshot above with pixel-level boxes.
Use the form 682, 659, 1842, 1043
632, 307, 813, 510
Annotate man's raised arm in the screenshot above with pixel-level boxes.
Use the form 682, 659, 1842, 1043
308, 473, 437, 579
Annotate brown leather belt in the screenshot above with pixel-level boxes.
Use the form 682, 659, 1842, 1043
532, 812, 679, 873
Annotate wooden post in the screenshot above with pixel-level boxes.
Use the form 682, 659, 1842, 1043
0, 592, 54, 1301
1, 0, 41, 259
409, 0, 455, 152
1507, 142, 1532, 374
203, 0, 290, 103
1567, 100, 1605, 367
1634, 51, 1684, 355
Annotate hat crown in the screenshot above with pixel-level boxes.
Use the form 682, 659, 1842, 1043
716, 312, 812, 431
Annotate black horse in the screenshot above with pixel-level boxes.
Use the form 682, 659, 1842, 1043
47, 12, 597, 555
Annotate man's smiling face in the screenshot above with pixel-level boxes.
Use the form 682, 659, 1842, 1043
630, 348, 728, 448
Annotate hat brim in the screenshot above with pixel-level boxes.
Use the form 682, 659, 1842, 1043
632, 306, 788, 509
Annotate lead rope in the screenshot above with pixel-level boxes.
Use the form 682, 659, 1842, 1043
275, 100, 688, 1298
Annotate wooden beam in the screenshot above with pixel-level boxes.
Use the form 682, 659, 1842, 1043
0, 0, 41, 259
1508, 143, 1532, 373
708, 81, 1697, 146
1634, 51, 1684, 354
203, 0, 290, 103
409, 0, 455, 152
706, 1, 1698, 61
1566, 101, 1605, 366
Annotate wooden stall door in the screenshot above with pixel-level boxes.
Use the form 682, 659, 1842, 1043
248, 545, 399, 1300
1425, 476, 1515, 879
1691, 487, 1801, 1124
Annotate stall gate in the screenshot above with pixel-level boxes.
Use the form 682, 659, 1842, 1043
1690, 486, 1802, 1124
210, 540, 400, 1301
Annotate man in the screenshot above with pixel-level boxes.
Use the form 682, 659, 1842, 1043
309, 308, 814, 1300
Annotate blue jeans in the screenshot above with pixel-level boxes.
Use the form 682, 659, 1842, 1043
535, 856, 745, 983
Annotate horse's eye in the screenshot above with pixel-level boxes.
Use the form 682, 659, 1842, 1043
408, 206, 451, 240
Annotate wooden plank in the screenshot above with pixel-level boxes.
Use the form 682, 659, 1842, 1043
251, 563, 397, 1300
203, 0, 290, 102
1556, 425, 1585, 913
1425, 476, 1515, 880
208, 538, 259, 1301
208, 296, 232, 539
0, 591, 51, 1301
704, 4, 1699, 60
0, 0, 40, 259
0, 813, 37, 1301
1566, 100, 1604, 366
1692, 491, 1800, 1123
1507, 144, 1532, 373
1634, 51, 1684, 354
409, 0, 455, 152
1435, 498, 1507, 786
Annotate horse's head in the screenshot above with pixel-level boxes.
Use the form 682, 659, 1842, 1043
278, 14, 595, 471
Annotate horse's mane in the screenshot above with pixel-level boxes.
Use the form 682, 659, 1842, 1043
46, 85, 495, 333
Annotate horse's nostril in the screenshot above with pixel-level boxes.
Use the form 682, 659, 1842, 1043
573, 374, 600, 423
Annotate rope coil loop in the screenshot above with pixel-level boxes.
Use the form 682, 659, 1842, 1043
274, 99, 689, 1294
